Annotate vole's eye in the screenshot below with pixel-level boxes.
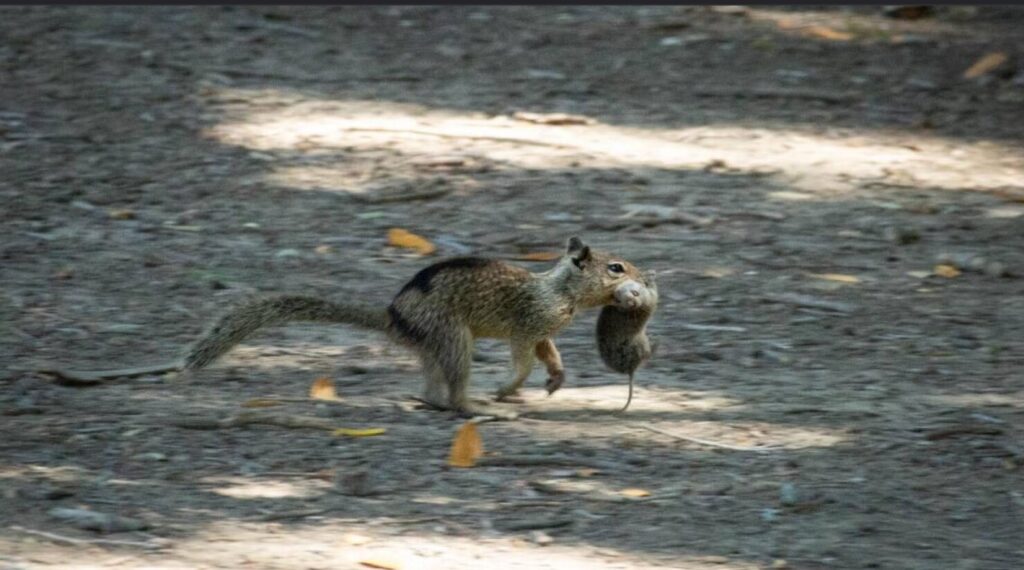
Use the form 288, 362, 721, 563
608, 263, 625, 274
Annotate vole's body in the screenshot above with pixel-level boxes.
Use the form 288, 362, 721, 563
183, 237, 647, 417
596, 270, 658, 412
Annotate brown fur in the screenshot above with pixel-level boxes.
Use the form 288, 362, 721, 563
596, 270, 658, 413
182, 237, 646, 418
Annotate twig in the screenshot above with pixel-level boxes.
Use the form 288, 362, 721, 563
342, 127, 577, 149
639, 424, 782, 453
679, 323, 747, 333
37, 362, 182, 386
351, 186, 452, 204
501, 517, 575, 531
9, 526, 167, 550
925, 425, 1005, 441
476, 455, 631, 471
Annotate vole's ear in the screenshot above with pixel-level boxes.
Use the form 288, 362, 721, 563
567, 236, 592, 269
644, 270, 658, 286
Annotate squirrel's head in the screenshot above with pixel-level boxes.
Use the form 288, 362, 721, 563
563, 236, 650, 309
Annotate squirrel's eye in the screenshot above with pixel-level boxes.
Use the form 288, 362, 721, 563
608, 263, 625, 274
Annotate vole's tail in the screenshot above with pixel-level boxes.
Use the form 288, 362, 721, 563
183, 295, 389, 370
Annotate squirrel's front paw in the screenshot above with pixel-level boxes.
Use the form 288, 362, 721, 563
545, 370, 566, 395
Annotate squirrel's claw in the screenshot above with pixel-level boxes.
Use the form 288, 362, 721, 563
545, 370, 565, 396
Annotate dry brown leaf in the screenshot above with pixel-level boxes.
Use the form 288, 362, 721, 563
933, 264, 962, 278
448, 422, 484, 468
963, 52, 1008, 79
621, 488, 651, 498
808, 273, 860, 284
241, 398, 284, 409
360, 559, 403, 570
387, 228, 436, 255
576, 468, 599, 478
309, 377, 340, 401
804, 25, 853, 41
314, 244, 333, 255
515, 251, 562, 262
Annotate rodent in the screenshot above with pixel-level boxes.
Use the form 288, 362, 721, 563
596, 269, 658, 413
182, 236, 649, 419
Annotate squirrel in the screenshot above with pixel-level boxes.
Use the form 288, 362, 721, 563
596, 269, 658, 413
182, 236, 650, 418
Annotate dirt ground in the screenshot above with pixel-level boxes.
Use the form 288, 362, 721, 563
2, 5, 1023, 570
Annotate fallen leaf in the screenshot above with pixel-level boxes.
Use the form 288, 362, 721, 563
933, 264, 961, 278
242, 398, 284, 408
333, 428, 387, 437
808, 273, 860, 284
310, 377, 340, 401
963, 52, 1009, 80
314, 244, 333, 255
576, 468, 599, 477
387, 228, 436, 255
448, 422, 484, 468
620, 488, 651, 498
804, 25, 853, 41
360, 559, 403, 570
515, 251, 562, 262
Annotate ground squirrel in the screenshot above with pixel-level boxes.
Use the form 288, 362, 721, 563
183, 236, 649, 418
596, 269, 658, 413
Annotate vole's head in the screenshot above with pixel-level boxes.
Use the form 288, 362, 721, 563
613, 269, 659, 311
563, 236, 649, 309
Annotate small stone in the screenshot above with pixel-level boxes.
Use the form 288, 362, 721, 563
761, 507, 780, 522
275, 248, 301, 258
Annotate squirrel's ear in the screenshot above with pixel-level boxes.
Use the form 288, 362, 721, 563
571, 246, 592, 269
567, 236, 586, 254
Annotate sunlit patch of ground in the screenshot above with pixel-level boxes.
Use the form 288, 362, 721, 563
200, 475, 332, 499
203, 93, 1024, 199
0, 522, 761, 570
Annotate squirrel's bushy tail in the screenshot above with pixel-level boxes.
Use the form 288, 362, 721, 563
183, 295, 389, 370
